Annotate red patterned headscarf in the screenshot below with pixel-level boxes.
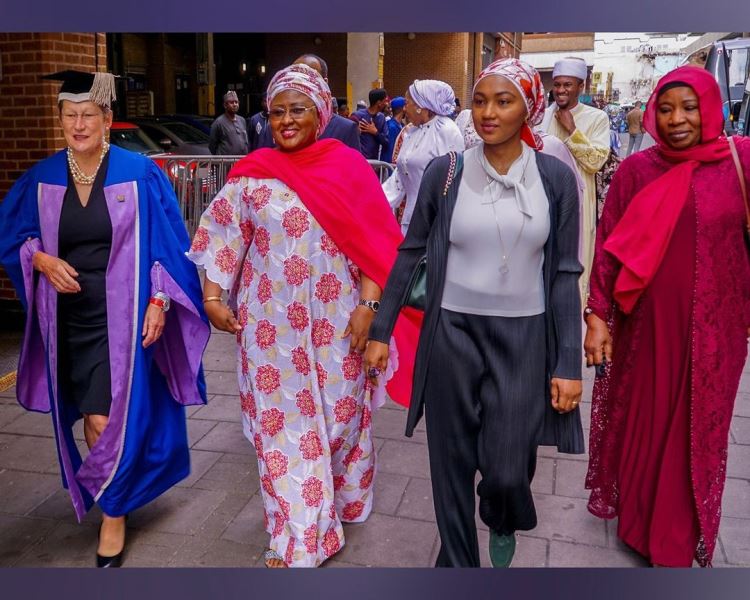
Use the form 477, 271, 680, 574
267, 63, 334, 137
473, 58, 546, 150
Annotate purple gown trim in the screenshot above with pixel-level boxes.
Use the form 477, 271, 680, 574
35, 183, 89, 518
76, 182, 139, 500
17, 237, 48, 413
150, 261, 210, 406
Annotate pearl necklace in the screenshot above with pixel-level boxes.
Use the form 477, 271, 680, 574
67, 142, 109, 186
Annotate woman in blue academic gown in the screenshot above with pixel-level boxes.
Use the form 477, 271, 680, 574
0, 71, 210, 567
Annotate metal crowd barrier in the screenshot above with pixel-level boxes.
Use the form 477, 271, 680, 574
154, 155, 395, 237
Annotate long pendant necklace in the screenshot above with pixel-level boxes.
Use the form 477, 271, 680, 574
67, 141, 109, 186
479, 154, 527, 277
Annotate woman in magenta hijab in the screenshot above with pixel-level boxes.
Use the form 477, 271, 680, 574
584, 65, 750, 567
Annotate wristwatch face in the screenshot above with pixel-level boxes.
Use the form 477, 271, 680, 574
371, 301, 380, 312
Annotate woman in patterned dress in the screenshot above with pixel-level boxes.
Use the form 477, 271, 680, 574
188, 64, 418, 568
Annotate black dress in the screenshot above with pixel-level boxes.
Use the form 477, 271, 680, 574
57, 152, 113, 416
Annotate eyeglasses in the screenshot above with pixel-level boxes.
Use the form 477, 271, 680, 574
61, 111, 104, 123
268, 106, 317, 120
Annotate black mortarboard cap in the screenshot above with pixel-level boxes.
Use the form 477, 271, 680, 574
42, 70, 117, 107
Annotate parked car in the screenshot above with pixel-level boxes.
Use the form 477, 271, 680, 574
109, 121, 195, 192
109, 121, 163, 156
704, 38, 750, 134
161, 114, 214, 135
131, 117, 211, 155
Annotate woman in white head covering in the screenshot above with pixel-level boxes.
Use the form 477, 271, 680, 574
382, 79, 465, 235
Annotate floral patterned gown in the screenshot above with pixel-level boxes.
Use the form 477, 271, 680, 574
189, 176, 384, 567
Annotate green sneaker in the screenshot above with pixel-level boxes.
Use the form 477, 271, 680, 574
489, 531, 516, 568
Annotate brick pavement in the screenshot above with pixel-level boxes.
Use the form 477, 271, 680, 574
0, 328, 749, 568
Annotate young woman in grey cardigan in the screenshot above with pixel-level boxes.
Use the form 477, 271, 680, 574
364, 59, 584, 568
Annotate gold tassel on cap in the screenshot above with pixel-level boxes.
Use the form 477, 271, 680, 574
89, 72, 117, 108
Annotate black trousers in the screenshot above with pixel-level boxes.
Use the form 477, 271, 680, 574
424, 308, 546, 567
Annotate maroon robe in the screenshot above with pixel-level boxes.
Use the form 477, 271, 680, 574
585, 139, 750, 566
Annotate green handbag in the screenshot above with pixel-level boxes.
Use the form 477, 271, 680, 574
405, 256, 427, 310
403, 151, 460, 311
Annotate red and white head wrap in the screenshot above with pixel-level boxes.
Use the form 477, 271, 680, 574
473, 58, 546, 150
266, 63, 333, 136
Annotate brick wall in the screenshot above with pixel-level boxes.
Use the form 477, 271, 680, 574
522, 33, 595, 54
0, 33, 106, 302
384, 33, 471, 108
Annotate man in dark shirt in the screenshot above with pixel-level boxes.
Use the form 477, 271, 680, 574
208, 90, 249, 155
350, 88, 389, 160
292, 54, 361, 152
382, 96, 405, 164
247, 92, 275, 151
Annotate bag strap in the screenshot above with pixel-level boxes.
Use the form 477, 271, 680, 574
728, 136, 750, 234
442, 151, 464, 197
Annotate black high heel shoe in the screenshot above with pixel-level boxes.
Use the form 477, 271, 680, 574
96, 515, 127, 568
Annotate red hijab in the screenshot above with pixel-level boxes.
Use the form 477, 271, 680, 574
228, 139, 421, 407
603, 66, 730, 314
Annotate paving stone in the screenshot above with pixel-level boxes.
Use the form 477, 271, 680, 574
371, 471, 410, 516
513, 534, 549, 567
204, 371, 240, 397
170, 537, 261, 567
372, 407, 425, 444
537, 445, 590, 462
176, 449, 223, 488
554, 458, 590, 499
2, 411, 53, 438
187, 418, 217, 448
190, 394, 241, 422
730, 415, 750, 445
201, 350, 238, 374
722, 478, 750, 519
531, 456, 554, 495
28, 488, 102, 524
727, 443, 750, 479
191, 458, 260, 495
191, 491, 256, 540
719, 517, 750, 565
220, 492, 268, 547
186, 405, 203, 417
548, 540, 647, 567
0, 515, 57, 566
15, 520, 100, 567
735, 392, 750, 418
0, 470, 60, 516
396, 476, 435, 522
337, 513, 438, 567
0, 433, 60, 474
377, 439, 431, 480
127, 486, 226, 536
528, 493, 607, 547
122, 539, 182, 568
321, 557, 366, 567
192, 420, 253, 456
0, 404, 25, 429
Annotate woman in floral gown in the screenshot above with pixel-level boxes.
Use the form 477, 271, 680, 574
188, 64, 418, 567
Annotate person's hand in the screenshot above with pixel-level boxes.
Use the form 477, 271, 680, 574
142, 303, 166, 348
550, 378, 582, 413
363, 340, 389, 387
555, 108, 577, 136
32, 251, 80, 294
204, 301, 242, 334
359, 120, 378, 135
584, 313, 612, 367
343, 306, 375, 354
